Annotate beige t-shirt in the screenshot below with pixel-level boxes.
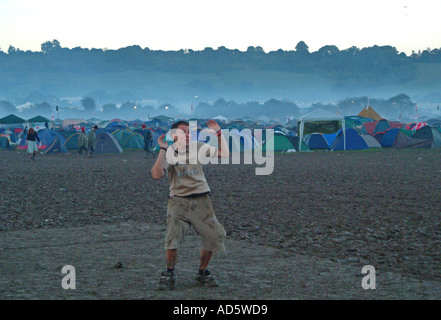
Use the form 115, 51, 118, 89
163, 142, 217, 197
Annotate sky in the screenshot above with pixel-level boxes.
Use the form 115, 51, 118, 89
1, 0, 440, 55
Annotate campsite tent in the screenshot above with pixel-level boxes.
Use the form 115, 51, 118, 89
0, 135, 11, 149
151, 115, 174, 123
213, 115, 228, 124
362, 119, 404, 136
260, 132, 310, 152
110, 128, 144, 149
426, 118, 441, 127
373, 119, 404, 135
379, 128, 431, 149
357, 106, 382, 121
28, 115, 50, 123
344, 116, 375, 129
411, 122, 428, 131
0, 129, 18, 144
361, 134, 382, 148
95, 132, 123, 154
0, 114, 26, 125
298, 108, 345, 151
331, 129, 369, 151
196, 127, 260, 152
305, 133, 330, 150
17, 129, 68, 154
61, 131, 81, 150
412, 125, 441, 148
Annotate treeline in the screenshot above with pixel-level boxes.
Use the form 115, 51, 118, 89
194, 94, 417, 120
2, 40, 441, 85
1, 93, 415, 121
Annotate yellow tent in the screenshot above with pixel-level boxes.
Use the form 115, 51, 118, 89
358, 106, 382, 121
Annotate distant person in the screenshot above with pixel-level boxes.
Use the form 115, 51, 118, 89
26, 128, 40, 160
88, 125, 98, 158
142, 124, 154, 158
151, 120, 229, 290
78, 127, 88, 156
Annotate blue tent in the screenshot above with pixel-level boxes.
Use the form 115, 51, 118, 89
380, 128, 399, 148
17, 129, 68, 154
95, 132, 123, 154
305, 133, 330, 150
322, 130, 340, 147
331, 128, 369, 151
0, 135, 11, 149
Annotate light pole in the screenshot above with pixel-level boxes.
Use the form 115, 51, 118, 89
191, 95, 198, 116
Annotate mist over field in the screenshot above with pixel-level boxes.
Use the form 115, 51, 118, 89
1, 40, 441, 121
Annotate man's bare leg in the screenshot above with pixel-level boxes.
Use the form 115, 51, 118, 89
157, 249, 177, 290
197, 249, 218, 287
199, 248, 213, 271
166, 249, 177, 270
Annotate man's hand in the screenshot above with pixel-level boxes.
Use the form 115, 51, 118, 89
158, 134, 168, 149
206, 120, 221, 133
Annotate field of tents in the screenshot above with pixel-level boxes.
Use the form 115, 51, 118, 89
1, 141, 441, 299
1, 106, 441, 154
2, 106, 441, 299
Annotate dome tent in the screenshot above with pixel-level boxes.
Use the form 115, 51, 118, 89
298, 109, 346, 151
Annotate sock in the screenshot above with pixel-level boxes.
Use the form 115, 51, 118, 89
199, 269, 210, 275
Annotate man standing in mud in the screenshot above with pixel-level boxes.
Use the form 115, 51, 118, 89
151, 120, 229, 290
88, 125, 98, 158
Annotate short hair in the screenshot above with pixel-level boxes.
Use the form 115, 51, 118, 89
171, 120, 189, 130
93, 125, 98, 129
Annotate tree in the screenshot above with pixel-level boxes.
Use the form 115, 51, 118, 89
7, 45, 17, 55
318, 45, 340, 56
102, 103, 118, 115
81, 97, 96, 114
118, 101, 137, 117
0, 100, 17, 115
41, 39, 61, 53
295, 41, 309, 53
32, 102, 53, 116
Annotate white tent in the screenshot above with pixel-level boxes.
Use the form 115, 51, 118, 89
213, 115, 228, 124
298, 108, 346, 151
257, 115, 271, 123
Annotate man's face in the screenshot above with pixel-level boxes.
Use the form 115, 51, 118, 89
173, 124, 189, 146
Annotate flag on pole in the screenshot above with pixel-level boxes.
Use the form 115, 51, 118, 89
191, 104, 193, 112
415, 104, 418, 112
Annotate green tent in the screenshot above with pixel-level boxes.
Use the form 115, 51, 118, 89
0, 114, 26, 124
152, 115, 174, 122
28, 115, 50, 123
111, 129, 144, 149
60, 131, 81, 150
260, 132, 310, 152
344, 116, 375, 129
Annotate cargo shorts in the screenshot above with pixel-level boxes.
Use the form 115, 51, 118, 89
165, 194, 226, 253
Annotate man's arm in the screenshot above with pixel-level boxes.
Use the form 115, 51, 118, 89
216, 131, 229, 158
151, 134, 168, 180
207, 120, 229, 158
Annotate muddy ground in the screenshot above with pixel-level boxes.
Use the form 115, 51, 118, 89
1, 148, 441, 300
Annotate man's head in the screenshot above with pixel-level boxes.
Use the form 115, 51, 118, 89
171, 120, 189, 147
93, 125, 98, 130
